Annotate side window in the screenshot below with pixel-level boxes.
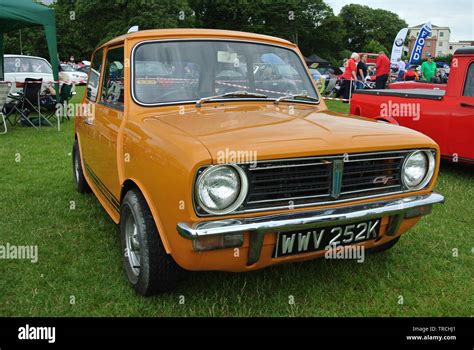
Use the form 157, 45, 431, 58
86, 48, 103, 102
4, 58, 16, 73
463, 63, 474, 97
101, 46, 125, 109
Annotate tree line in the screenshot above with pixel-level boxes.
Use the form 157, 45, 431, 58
4, 0, 408, 67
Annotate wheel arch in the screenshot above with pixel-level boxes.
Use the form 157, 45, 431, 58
352, 106, 362, 116
375, 115, 399, 125
120, 178, 172, 254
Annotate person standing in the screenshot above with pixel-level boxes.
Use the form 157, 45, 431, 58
396, 58, 406, 81
421, 54, 437, 82
404, 66, 419, 81
341, 52, 359, 102
57, 54, 63, 72
375, 51, 390, 89
357, 54, 368, 89
342, 58, 348, 71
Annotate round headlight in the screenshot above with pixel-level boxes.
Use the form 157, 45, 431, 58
402, 150, 435, 190
195, 165, 248, 215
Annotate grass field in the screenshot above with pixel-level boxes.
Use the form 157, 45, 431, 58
0, 88, 472, 317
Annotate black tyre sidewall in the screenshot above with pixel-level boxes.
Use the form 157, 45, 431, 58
72, 140, 90, 193
368, 236, 400, 253
120, 190, 179, 295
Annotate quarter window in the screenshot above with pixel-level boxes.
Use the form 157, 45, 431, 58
86, 48, 103, 102
463, 63, 474, 97
101, 46, 125, 108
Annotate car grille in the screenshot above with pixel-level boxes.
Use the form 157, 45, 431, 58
245, 158, 332, 209
238, 150, 409, 213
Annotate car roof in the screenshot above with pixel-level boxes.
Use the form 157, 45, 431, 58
455, 46, 474, 55
100, 28, 295, 49
4, 54, 49, 61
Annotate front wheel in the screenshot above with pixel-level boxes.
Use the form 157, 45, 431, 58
72, 140, 91, 193
120, 189, 181, 295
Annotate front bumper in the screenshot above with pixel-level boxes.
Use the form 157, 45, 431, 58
177, 193, 444, 265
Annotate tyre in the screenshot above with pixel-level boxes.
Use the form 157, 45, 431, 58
120, 189, 180, 295
368, 236, 400, 253
72, 139, 91, 193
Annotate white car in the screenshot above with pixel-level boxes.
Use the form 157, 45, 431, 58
60, 64, 88, 85
4, 54, 55, 97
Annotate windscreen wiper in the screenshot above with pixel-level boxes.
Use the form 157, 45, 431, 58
196, 91, 268, 107
274, 93, 319, 105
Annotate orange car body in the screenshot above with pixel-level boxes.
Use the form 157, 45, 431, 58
75, 29, 443, 272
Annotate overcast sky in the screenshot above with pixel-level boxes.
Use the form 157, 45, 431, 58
40, 0, 473, 41
326, 0, 474, 41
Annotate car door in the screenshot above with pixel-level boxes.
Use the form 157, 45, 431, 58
449, 60, 474, 162
84, 45, 125, 209
394, 98, 449, 156
79, 47, 104, 175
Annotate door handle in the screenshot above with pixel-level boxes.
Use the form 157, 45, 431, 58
460, 102, 474, 108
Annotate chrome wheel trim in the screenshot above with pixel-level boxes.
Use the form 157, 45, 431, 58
125, 211, 141, 277
74, 153, 80, 183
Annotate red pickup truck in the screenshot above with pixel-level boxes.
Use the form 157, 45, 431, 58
351, 47, 474, 163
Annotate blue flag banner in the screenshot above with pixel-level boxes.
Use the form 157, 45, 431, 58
409, 22, 432, 63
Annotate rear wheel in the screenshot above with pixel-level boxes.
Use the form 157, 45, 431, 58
368, 236, 400, 253
120, 189, 180, 295
72, 140, 91, 193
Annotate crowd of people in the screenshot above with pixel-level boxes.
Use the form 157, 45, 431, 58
58, 55, 89, 71
340, 51, 391, 101
338, 50, 447, 101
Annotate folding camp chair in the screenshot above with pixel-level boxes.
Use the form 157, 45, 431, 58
43, 83, 74, 123
0, 82, 13, 134
9, 78, 53, 129
323, 78, 337, 96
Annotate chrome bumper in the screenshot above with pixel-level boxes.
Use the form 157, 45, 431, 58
177, 193, 444, 265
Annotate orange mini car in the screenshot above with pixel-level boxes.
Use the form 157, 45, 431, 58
73, 29, 444, 295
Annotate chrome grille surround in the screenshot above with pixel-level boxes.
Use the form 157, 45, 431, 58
194, 149, 436, 216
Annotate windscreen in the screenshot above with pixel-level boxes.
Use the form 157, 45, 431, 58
5, 57, 53, 74
133, 40, 318, 105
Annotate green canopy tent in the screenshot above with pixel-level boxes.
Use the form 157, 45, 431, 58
0, 0, 59, 95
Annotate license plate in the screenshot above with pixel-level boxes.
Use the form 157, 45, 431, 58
273, 219, 381, 258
